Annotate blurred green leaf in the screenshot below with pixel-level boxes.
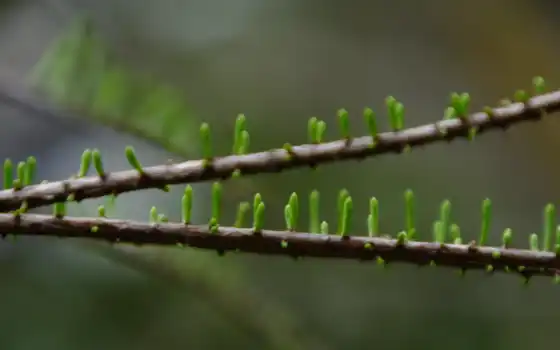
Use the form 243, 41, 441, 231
30, 16, 197, 157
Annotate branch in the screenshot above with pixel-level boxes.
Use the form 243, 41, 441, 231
3, 212, 559, 279
84, 244, 330, 350
0, 83, 190, 155
1, 89, 559, 212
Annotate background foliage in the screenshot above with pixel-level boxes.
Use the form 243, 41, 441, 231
1, 1, 560, 350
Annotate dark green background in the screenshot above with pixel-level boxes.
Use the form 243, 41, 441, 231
0, 1, 559, 349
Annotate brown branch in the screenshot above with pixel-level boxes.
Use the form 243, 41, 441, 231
3, 212, 559, 279
1, 90, 559, 212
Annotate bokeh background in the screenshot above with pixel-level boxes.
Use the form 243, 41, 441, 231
0, 1, 559, 349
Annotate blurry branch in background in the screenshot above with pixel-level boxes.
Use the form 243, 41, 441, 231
0, 82, 88, 134
83, 243, 326, 350
0, 84, 557, 212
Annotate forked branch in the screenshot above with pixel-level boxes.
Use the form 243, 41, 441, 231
0, 88, 558, 212
2, 212, 558, 280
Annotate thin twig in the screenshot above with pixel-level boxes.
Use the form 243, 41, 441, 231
0, 83, 185, 154
3, 213, 559, 278
1, 90, 559, 212
87, 243, 330, 350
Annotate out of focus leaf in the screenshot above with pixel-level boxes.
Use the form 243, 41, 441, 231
30, 16, 197, 157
